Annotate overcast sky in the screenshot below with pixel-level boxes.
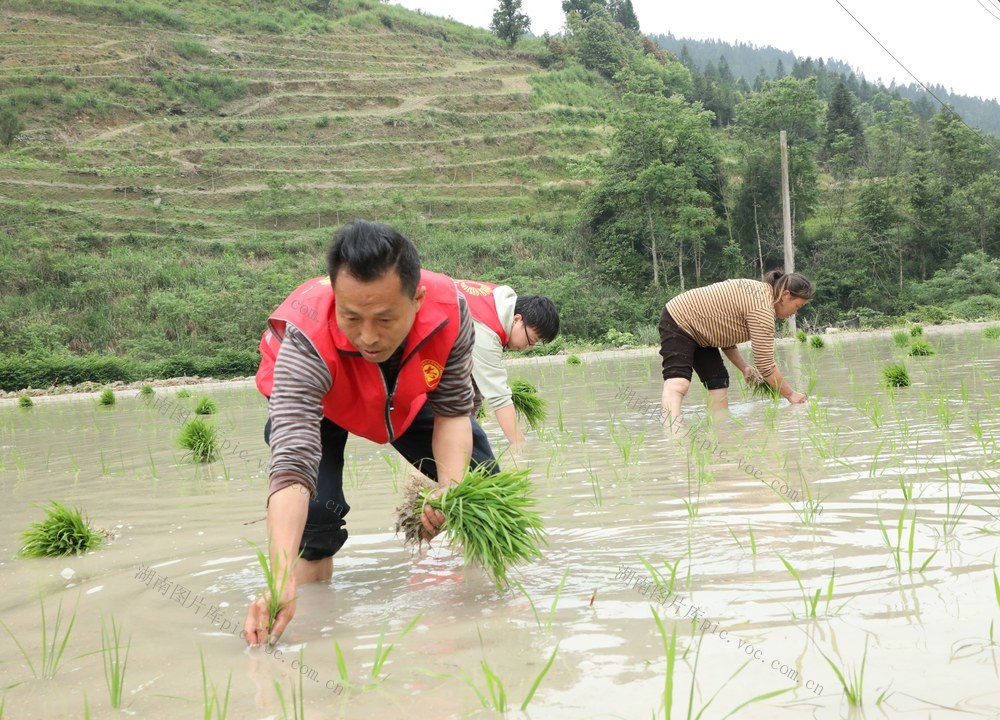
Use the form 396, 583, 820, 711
393, 0, 998, 102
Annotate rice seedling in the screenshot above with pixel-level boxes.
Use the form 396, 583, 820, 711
726, 524, 757, 555
247, 539, 299, 635
18, 395, 33, 408
566, 354, 582, 365
610, 419, 643, 467
796, 329, 807, 342
176, 388, 193, 398
936, 396, 954, 429
857, 393, 883, 428
458, 629, 559, 712
396, 467, 546, 588
200, 650, 232, 720
98, 389, 116, 406
810, 335, 825, 349
910, 324, 923, 336
513, 569, 570, 632
273, 649, 305, 720
19, 501, 103, 557
379, 450, 401, 494
370, 612, 423, 681
651, 607, 679, 718
745, 378, 780, 401
101, 616, 130, 709
195, 397, 218, 415
881, 363, 910, 388
511, 379, 547, 433
984, 326, 1000, 340
909, 337, 936, 356
777, 554, 842, 618
877, 510, 938, 573
178, 418, 220, 463
892, 330, 910, 347
586, 467, 603, 506
1, 596, 78, 679
139, 383, 154, 397
820, 637, 868, 707
640, 556, 681, 595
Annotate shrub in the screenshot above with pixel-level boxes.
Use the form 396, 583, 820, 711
194, 397, 217, 415
948, 294, 1000, 320
882, 363, 910, 388
0, 108, 24, 147
909, 338, 935, 356
173, 39, 213, 62
178, 418, 219, 463
20, 501, 103, 557
603, 328, 637, 347
315, 115, 330, 128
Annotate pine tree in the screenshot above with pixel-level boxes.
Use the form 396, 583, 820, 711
824, 81, 866, 163
491, 0, 530, 46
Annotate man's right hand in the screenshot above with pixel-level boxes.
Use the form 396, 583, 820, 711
244, 579, 297, 647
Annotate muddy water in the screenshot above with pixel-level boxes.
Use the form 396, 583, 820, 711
1, 327, 999, 719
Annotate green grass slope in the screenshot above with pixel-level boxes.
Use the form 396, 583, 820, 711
0, 0, 632, 390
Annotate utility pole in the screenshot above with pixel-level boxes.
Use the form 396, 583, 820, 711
780, 130, 795, 335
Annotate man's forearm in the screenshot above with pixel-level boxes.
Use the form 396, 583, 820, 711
266, 482, 310, 580
493, 402, 525, 446
432, 414, 472, 488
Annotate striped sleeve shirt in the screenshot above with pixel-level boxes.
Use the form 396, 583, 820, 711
266, 293, 476, 502
664, 279, 778, 377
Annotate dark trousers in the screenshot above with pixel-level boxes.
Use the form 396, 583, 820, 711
264, 403, 497, 561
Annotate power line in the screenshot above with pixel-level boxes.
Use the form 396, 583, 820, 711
974, 0, 1000, 22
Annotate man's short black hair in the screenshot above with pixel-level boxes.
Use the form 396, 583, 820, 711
327, 220, 421, 297
515, 294, 560, 343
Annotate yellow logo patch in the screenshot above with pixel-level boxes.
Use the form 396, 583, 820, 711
457, 280, 492, 297
422, 359, 444, 388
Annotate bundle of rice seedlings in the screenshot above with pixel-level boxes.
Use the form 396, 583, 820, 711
395, 466, 546, 588
194, 397, 218, 415
882, 363, 910, 388
98, 389, 116, 406
983, 326, 1000, 340
810, 336, 825, 349
138, 384, 154, 397
746, 378, 781, 400
19, 395, 33, 408
178, 418, 220, 463
176, 389, 193, 399
910, 325, 923, 337
566, 355, 582, 365
909, 338, 935, 356
20, 501, 104, 557
796, 329, 807, 343
510, 379, 547, 434
892, 330, 909, 347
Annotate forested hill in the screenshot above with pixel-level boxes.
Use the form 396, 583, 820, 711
0, 0, 999, 392
650, 33, 1000, 135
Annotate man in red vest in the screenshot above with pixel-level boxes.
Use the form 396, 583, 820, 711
244, 220, 496, 647
455, 280, 559, 448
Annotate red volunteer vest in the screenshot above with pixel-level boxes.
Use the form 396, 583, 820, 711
454, 280, 509, 346
256, 270, 461, 443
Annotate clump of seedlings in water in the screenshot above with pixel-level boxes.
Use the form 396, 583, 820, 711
395, 466, 546, 588
810, 335, 825, 349
909, 337, 935, 356
194, 397, 218, 415
98, 389, 116, 406
511, 379, 547, 433
983, 326, 1000, 340
746, 377, 780, 400
100, 616, 130, 710
892, 330, 909, 347
19, 395, 33, 408
1, 596, 79, 679
796, 329, 807, 342
138, 383, 154, 397
178, 418, 220, 462
20, 501, 105, 557
910, 324, 923, 336
176, 388, 193, 399
566, 354, 582, 365
881, 363, 910, 388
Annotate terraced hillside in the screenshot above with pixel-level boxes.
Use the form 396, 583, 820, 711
0, 1, 620, 388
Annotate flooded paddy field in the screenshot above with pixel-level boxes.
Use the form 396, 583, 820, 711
1, 325, 999, 719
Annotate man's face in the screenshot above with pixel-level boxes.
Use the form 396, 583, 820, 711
333, 269, 424, 363
506, 314, 542, 351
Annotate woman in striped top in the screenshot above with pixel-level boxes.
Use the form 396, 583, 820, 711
658, 269, 814, 425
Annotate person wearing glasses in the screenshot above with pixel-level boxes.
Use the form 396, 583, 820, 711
659, 269, 815, 427
454, 280, 560, 449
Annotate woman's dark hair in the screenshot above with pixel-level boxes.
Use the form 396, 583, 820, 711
514, 294, 560, 342
763, 269, 814, 301
327, 220, 421, 297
